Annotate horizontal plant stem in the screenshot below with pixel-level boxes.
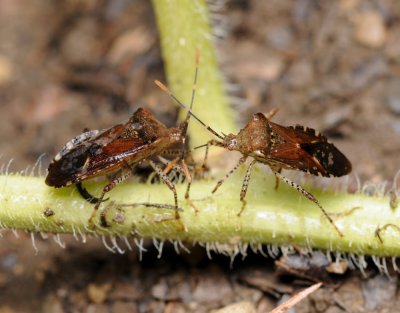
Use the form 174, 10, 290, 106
0, 172, 398, 256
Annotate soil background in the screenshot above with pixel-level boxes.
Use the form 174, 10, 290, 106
0, 0, 400, 312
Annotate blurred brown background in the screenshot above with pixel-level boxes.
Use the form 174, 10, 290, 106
0, 0, 399, 312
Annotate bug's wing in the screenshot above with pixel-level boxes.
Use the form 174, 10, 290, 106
46, 135, 152, 187
45, 122, 135, 187
46, 141, 100, 187
81, 136, 156, 176
267, 123, 351, 177
54, 128, 106, 161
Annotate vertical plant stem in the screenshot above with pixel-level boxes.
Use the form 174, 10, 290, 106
152, 0, 236, 150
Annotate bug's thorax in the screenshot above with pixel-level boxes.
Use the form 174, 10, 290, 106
223, 113, 271, 156
131, 108, 169, 142
168, 125, 186, 145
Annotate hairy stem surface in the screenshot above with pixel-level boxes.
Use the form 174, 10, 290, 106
1, 172, 398, 256
152, 0, 236, 150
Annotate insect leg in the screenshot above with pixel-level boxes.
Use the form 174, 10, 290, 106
179, 141, 214, 207
273, 171, 343, 237
212, 156, 248, 194
161, 156, 180, 175
159, 150, 193, 180
157, 155, 198, 213
76, 182, 108, 204
168, 159, 200, 215
271, 167, 282, 190
177, 159, 192, 193
88, 166, 133, 225
201, 141, 211, 170
199, 139, 225, 171
158, 155, 191, 185
149, 160, 180, 221
265, 108, 279, 120
238, 159, 257, 216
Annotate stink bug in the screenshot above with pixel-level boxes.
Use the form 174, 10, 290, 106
155, 83, 352, 237
45, 51, 201, 224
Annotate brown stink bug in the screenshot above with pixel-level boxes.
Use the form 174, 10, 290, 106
155, 83, 352, 237
45, 51, 201, 225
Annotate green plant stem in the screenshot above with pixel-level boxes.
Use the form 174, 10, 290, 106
1, 1, 397, 260
152, 0, 236, 151
1, 173, 399, 256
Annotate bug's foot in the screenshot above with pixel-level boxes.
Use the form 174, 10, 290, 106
237, 199, 247, 217
153, 211, 185, 231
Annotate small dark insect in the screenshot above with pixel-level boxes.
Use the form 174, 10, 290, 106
45, 51, 200, 225
44, 207, 55, 217
156, 83, 352, 237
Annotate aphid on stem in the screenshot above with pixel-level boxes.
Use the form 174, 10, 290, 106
45, 50, 201, 226
155, 80, 352, 237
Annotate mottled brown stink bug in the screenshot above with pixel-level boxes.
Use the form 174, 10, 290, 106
45, 51, 201, 224
156, 83, 352, 237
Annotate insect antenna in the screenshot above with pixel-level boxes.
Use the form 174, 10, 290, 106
154, 55, 224, 141
183, 48, 199, 128
179, 48, 200, 161
193, 143, 209, 150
